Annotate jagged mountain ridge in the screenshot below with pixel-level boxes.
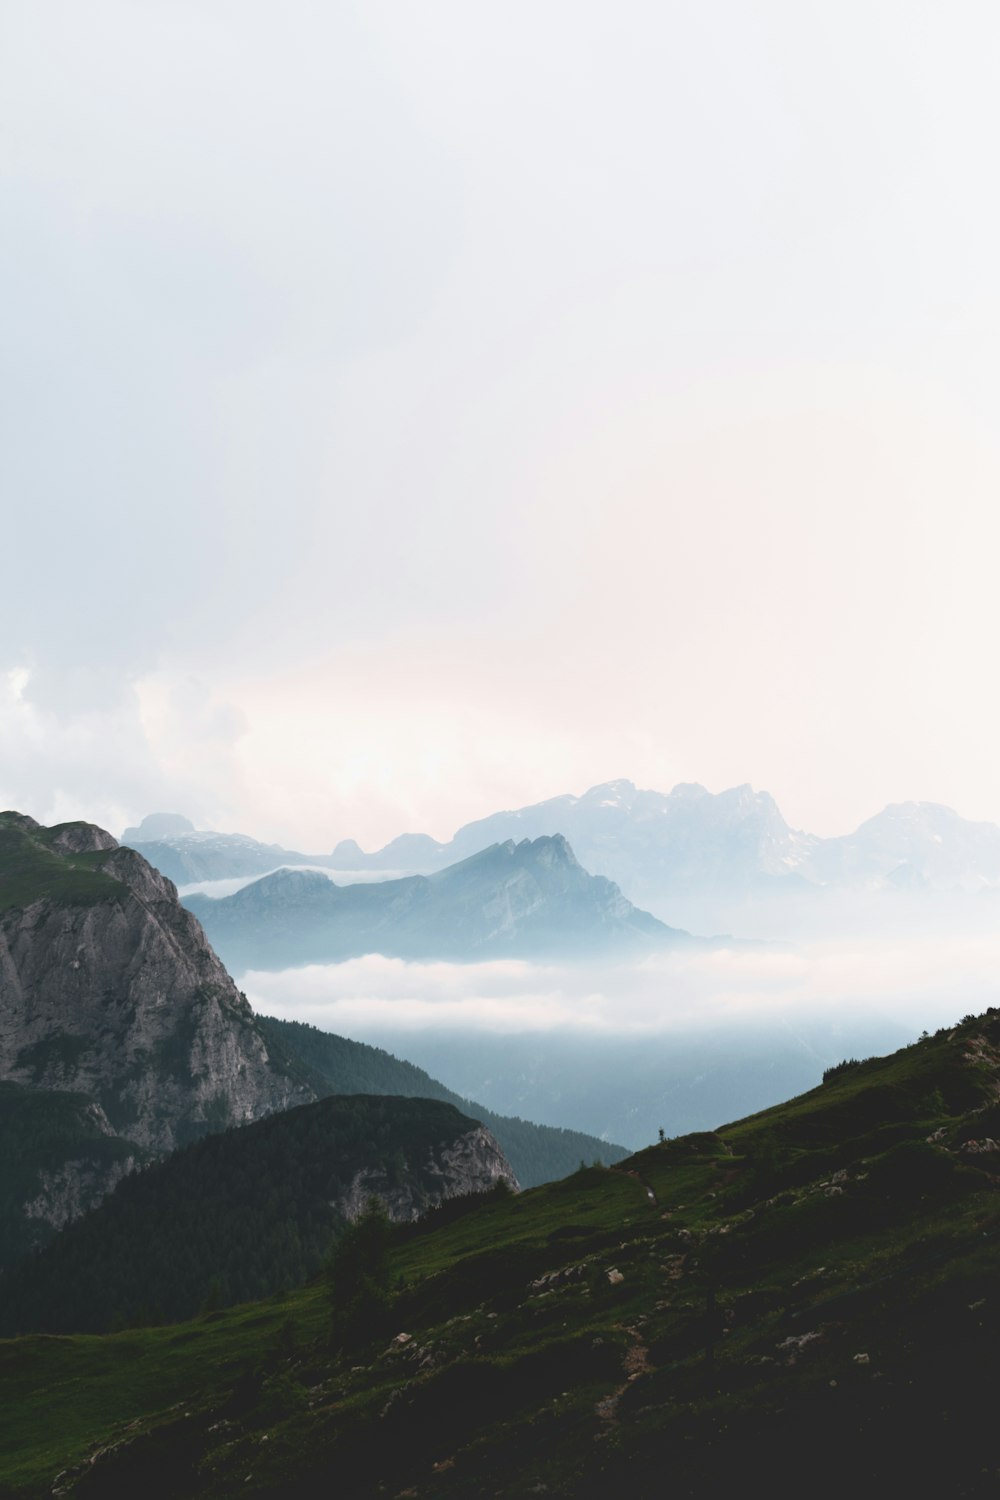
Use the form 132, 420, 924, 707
184, 833, 689, 970
0, 812, 622, 1261
339, 780, 1000, 897
124, 782, 1000, 901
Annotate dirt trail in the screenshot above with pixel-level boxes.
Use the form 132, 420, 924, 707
594, 1325, 651, 1425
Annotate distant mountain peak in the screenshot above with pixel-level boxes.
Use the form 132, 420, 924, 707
522, 832, 580, 866
582, 778, 638, 803
332, 838, 365, 859
121, 813, 197, 844
860, 800, 961, 828
188, 830, 684, 969
127, 781, 1000, 905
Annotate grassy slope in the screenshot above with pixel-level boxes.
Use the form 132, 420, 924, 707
0, 818, 121, 913
4, 1013, 1000, 1497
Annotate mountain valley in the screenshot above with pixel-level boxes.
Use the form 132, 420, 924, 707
3, 803, 999, 1497
0, 813, 623, 1267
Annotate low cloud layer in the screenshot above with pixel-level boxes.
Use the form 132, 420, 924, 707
242, 934, 1000, 1042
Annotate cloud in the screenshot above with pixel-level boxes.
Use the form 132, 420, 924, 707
241, 933, 1000, 1041
0, 666, 158, 830
0, 664, 250, 835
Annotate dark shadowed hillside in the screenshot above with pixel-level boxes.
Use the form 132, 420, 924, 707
0, 1094, 515, 1335
6, 1011, 1000, 1498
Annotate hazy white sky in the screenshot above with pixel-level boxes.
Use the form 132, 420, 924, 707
3, 2, 1000, 848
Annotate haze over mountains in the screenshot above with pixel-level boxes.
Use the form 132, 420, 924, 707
125, 780, 1000, 911
338, 780, 1000, 898
0, 812, 624, 1265
109, 783, 1000, 1151
185, 834, 688, 972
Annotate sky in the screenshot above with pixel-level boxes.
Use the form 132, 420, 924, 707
3, 1, 1000, 851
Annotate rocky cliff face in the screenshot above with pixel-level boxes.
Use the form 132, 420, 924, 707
0, 813, 524, 1266
0, 812, 315, 1242
339, 1122, 518, 1222
24, 1151, 139, 1236
0, 815, 312, 1154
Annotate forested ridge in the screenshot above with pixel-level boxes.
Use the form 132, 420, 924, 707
258, 1016, 627, 1185
0, 1095, 489, 1335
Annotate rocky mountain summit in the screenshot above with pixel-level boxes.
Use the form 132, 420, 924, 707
185, 833, 689, 971
0, 811, 313, 1249
123, 822, 315, 885
0, 812, 310, 1151
119, 812, 197, 846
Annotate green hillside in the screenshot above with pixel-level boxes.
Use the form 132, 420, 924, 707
0, 815, 120, 912
4, 1010, 1000, 1497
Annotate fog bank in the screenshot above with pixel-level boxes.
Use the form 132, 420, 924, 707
243, 937, 999, 1147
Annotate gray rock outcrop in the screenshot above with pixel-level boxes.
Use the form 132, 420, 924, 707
0, 818, 310, 1154
339, 1123, 518, 1222
0, 812, 314, 1244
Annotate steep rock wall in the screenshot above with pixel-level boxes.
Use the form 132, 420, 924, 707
0, 816, 315, 1238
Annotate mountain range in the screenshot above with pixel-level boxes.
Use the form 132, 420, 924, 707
184, 833, 689, 971
335, 780, 1000, 897
5, 803, 1000, 1494
124, 780, 1000, 903
0, 812, 624, 1263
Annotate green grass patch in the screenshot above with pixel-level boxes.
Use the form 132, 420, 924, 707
0, 819, 121, 912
